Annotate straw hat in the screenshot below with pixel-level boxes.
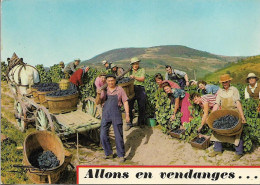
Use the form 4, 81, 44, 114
102, 60, 108, 65
74, 58, 81, 62
219, 74, 233, 83
130, 57, 141, 64
246, 73, 259, 82
59, 61, 64, 65
110, 63, 117, 68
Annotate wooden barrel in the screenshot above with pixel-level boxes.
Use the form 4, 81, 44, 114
38, 91, 53, 108
118, 80, 135, 99
23, 130, 65, 184
45, 93, 79, 114
207, 110, 242, 136
32, 88, 40, 104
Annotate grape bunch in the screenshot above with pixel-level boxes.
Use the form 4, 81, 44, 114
172, 129, 185, 134
193, 137, 206, 144
37, 83, 60, 92
29, 149, 60, 169
213, 115, 239, 129
117, 77, 132, 84
32, 83, 59, 89
46, 89, 77, 97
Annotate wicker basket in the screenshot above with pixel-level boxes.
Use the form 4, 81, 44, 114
190, 134, 210, 150
38, 91, 53, 108
118, 80, 135, 99
32, 88, 40, 104
45, 93, 79, 114
207, 110, 242, 136
59, 79, 70, 90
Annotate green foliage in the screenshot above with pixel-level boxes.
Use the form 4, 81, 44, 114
1, 117, 29, 184
144, 75, 157, 118
36, 64, 51, 83
1, 61, 8, 81
49, 64, 64, 83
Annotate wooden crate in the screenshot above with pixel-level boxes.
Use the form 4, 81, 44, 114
45, 93, 79, 114
190, 134, 210, 150
168, 129, 185, 139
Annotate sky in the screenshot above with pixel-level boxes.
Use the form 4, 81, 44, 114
1, 0, 260, 67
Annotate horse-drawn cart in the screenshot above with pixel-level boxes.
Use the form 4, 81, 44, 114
7, 53, 102, 143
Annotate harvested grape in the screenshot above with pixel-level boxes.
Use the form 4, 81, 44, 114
213, 115, 239, 129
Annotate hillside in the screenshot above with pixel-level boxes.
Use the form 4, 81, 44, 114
81, 45, 242, 79
204, 55, 260, 84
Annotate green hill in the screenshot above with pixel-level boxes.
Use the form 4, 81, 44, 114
204, 55, 260, 84
81, 45, 243, 79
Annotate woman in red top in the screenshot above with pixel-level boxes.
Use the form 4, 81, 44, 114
70, 66, 90, 87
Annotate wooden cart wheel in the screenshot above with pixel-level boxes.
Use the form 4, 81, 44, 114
83, 97, 102, 119
34, 106, 55, 132
14, 100, 26, 132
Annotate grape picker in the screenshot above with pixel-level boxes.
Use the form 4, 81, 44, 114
245, 73, 260, 100
102, 60, 112, 70
197, 80, 220, 95
209, 74, 246, 161
96, 74, 130, 163
189, 92, 216, 132
154, 73, 180, 89
162, 82, 192, 126
165, 65, 189, 90
125, 57, 146, 130
64, 58, 81, 77
110, 64, 124, 77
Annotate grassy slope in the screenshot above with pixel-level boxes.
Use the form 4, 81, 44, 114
81, 45, 242, 79
204, 56, 260, 83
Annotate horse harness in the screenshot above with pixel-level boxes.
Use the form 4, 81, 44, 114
8, 60, 40, 88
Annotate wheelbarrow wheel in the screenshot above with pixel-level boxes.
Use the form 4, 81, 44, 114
14, 100, 26, 132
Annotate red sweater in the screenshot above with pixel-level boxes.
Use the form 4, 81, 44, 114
70, 68, 83, 86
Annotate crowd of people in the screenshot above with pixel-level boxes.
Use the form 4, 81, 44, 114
59, 57, 259, 163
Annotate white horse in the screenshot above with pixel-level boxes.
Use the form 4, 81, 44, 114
8, 60, 40, 95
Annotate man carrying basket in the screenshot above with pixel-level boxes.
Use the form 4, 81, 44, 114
209, 74, 246, 161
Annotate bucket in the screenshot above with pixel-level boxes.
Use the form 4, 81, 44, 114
146, 118, 157, 127
59, 79, 70, 90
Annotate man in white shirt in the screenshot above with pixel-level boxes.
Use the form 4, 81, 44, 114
244, 73, 260, 100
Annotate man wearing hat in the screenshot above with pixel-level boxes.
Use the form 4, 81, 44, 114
111, 64, 124, 77
64, 59, 81, 77
96, 74, 130, 163
102, 60, 112, 70
165, 65, 189, 90
245, 73, 260, 100
125, 57, 146, 130
209, 74, 246, 161
59, 61, 65, 71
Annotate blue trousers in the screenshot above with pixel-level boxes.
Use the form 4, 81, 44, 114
100, 121, 125, 157
213, 139, 244, 155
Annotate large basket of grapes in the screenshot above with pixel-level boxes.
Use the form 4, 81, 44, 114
45, 89, 79, 114
59, 79, 70, 90
23, 130, 65, 184
207, 110, 242, 136
37, 83, 60, 108
117, 77, 135, 99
